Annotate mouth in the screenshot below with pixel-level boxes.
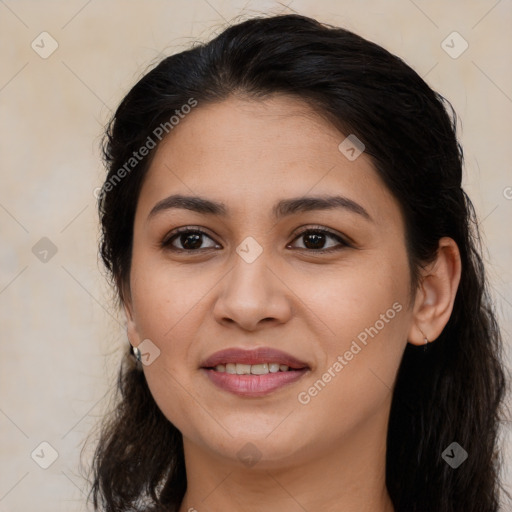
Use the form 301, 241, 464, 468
200, 347, 310, 397
200, 367, 309, 397
200, 346, 310, 371
204, 362, 305, 374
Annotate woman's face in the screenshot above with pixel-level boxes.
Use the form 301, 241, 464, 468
125, 94, 416, 468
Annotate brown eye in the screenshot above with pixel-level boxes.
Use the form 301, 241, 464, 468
289, 228, 350, 252
301, 231, 328, 250
163, 228, 219, 252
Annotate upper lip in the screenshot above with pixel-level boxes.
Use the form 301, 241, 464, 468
200, 347, 310, 370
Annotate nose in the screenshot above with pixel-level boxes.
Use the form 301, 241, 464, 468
212, 254, 293, 331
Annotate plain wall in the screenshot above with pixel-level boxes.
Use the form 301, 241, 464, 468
1, 1, 511, 510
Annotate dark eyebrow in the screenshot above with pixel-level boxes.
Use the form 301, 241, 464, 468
147, 194, 372, 222
273, 195, 371, 221
148, 194, 228, 219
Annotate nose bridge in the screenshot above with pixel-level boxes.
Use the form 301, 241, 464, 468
227, 213, 273, 287
213, 241, 291, 329
236, 243, 270, 286
226, 243, 274, 305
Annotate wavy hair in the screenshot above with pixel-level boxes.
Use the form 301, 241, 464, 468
86, 13, 510, 512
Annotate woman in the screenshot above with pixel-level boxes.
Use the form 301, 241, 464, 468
87, 13, 510, 512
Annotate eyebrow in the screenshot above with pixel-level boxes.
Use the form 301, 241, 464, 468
147, 194, 372, 222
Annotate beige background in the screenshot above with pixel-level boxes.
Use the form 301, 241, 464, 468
1, 1, 511, 510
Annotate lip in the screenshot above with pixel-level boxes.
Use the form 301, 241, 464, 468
201, 367, 309, 397
200, 347, 310, 370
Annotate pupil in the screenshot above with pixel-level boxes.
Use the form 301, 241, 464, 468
182, 233, 202, 250
304, 232, 325, 249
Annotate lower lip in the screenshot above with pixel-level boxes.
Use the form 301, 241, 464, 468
201, 368, 309, 397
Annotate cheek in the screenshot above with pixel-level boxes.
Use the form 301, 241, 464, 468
129, 249, 215, 342
296, 252, 409, 344
291, 253, 410, 420
128, 254, 211, 432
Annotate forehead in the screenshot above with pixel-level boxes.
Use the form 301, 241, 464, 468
152, 94, 345, 166
136, 94, 402, 230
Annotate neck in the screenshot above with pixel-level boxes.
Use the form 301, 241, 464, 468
178, 398, 395, 512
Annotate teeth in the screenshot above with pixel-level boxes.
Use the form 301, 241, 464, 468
213, 363, 294, 374
251, 363, 268, 375
236, 363, 251, 375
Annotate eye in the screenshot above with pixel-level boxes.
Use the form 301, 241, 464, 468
161, 225, 351, 254
162, 227, 220, 252
288, 227, 350, 253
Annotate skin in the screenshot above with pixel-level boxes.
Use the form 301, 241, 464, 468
123, 94, 461, 512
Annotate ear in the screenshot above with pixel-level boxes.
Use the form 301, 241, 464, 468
408, 237, 462, 346
121, 282, 142, 347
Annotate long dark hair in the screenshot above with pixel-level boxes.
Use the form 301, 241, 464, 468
85, 13, 510, 512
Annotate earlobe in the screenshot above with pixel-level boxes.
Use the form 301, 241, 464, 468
122, 292, 141, 347
408, 237, 462, 347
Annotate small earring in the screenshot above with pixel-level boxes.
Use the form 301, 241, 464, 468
420, 330, 429, 352
132, 344, 142, 363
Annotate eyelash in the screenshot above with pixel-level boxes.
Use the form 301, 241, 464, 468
161, 225, 351, 254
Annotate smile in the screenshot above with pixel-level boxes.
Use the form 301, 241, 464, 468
201, 366, 309, 397
210, 362, 297, 374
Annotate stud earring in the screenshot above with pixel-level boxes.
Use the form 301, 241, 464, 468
131, 344, 142, 363
419, 330, 429, 353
